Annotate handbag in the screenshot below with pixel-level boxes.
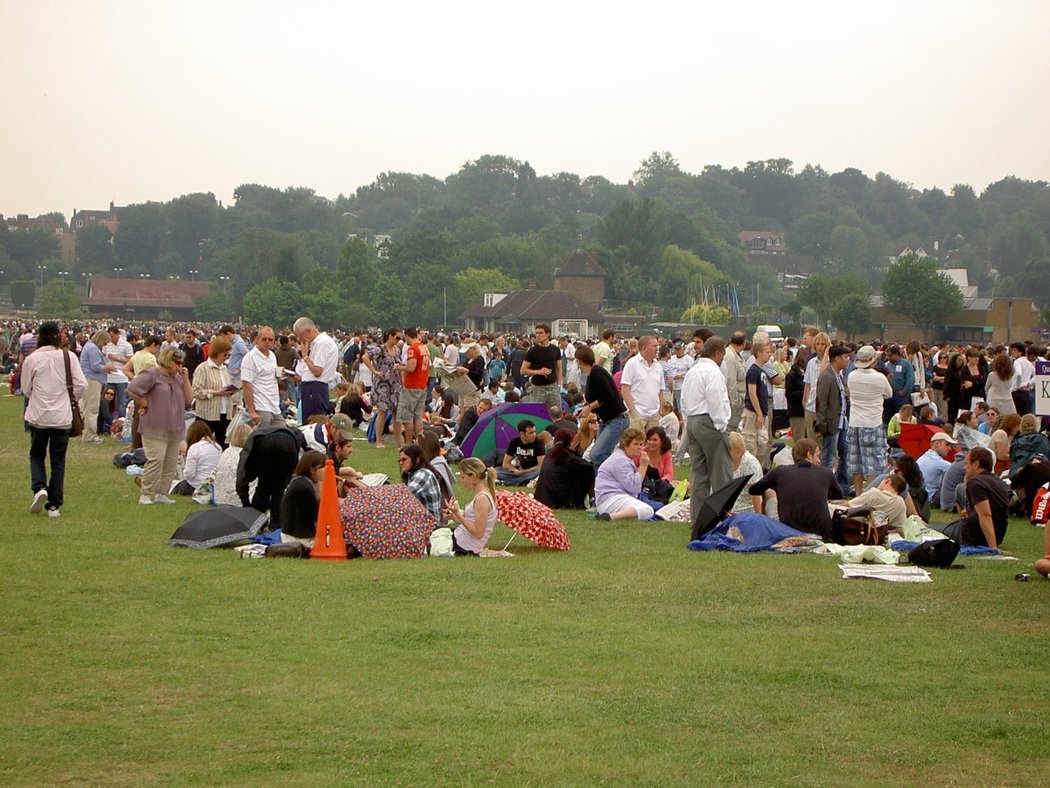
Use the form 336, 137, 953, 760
910, 389, 931, 407
62, 350, 85, 437
831, 506, 888, 546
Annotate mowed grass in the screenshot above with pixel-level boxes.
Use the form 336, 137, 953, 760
2, 391, 1049, 786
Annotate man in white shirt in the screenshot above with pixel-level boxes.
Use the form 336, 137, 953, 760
681, 335, 733, 524
103, 325, 133, 419
917, 431, 958, 508
1010, 342, 1035, 416
620, 335, 665, 433
240, 326, 283, 427
292, 316, 339, 421
845, 345, 892, 495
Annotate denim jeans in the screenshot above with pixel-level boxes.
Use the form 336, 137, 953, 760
111, 381, 128, 422
590, 413, 629, 469
821, 429, 851, 493
29, 426, 70, 510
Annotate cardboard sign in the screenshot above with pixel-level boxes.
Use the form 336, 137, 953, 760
1036, 360, 1050, 416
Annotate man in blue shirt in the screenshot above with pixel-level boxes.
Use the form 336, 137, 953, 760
221, 325, 250, 384
916, 432, 957, 508
884, 344, 915, 424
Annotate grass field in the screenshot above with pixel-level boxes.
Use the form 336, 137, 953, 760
3, 391, 1049, 786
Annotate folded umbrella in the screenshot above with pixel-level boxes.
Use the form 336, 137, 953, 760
690, 475, 752, 542
168, 505, 269, 549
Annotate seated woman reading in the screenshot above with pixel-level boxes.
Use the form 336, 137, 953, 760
444, 457, 498, 556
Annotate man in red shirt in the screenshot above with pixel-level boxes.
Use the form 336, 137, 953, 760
396, 326, 431, 446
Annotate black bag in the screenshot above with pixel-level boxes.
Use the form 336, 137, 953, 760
113, 448, 148, 468
908, 539, 959, 568
642, 475, 675, 504
831, 506, 888, 546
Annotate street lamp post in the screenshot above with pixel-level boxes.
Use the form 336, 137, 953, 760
37, 265, 46, 286
219, 275, 230, 295
139, 273, 151, 279
189, 269, 198, 281
58, 270, 69, 284
113, 267, 124, 279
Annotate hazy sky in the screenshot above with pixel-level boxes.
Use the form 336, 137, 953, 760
3, 1, 1048, 219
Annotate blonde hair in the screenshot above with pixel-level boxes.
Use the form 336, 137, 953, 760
227, 423, 254, 448
728, 431, 745, 453
156, 346, 185, 370
459, 457, 497, 500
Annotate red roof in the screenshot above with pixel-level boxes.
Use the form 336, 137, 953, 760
85, 278, 212, 308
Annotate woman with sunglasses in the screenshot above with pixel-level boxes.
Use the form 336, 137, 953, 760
127, 347, 194, 504
444, 457, 498, 555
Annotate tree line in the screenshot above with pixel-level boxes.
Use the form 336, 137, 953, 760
2, 152, 1048, 330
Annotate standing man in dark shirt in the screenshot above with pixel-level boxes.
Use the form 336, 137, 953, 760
576, 344, 628, 468
749, 438, 844, 541
180, 329, 206, 380
522, 324, 562, 411
935, 447, 1010, 549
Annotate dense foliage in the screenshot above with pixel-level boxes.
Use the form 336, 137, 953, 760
3, 153, 1049, 328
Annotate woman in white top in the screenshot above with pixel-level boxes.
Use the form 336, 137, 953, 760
212, 422, 256, 506
444, 457, 498, 556
728, 432, 764, 514
173, 420, 223, 495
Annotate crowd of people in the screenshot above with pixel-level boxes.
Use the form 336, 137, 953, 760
7, 315, 1050, 571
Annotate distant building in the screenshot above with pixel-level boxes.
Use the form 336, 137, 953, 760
84, 278, 211, 320
868, 295, 1040, 344
738, 230, 811, 282
70, 201, 125, 236
737, 231, 786, 256
553, 249, 606, 313
462, 288, 604, 337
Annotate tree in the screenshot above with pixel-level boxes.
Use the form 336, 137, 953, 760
37, 282, 82, 317
680, 304, 731, 325
830, 293, 871, 341
881, 254, 963, 340
632, 151, 683, 185
193, 292, 235, 322
75, 223, 115, 270
828, 224, 868, 276
114, 202, 167, 273
797, 273, 867, 326
10, 280, 36, 309
241, 278, 304, 327
453, 267, 519, 311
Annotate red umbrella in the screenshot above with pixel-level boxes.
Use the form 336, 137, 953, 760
898, 423, 956, 460
494, 489, 571, 551
339, 485, 431, 559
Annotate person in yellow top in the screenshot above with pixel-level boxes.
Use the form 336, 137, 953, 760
125, 335, 161, 378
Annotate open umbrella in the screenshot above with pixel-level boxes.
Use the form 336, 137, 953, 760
690, 475, 752, 542
168, 505, 269, 549
460, 402, 553, 459
340, 485, 431, 559
494, 489, 571, 550
898, 423, 955, 460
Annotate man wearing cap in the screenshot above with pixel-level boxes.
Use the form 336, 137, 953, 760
300, 412, 356, 453
846, 345, 892, 495
917, 431, 958, 509
814, 345, 852, 492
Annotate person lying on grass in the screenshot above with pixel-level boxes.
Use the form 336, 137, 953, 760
593, 427, 655, 522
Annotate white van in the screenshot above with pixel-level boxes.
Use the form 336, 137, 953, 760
756, 324, 784, 342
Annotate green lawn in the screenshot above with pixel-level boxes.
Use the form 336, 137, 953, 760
2, 391, 1049, 786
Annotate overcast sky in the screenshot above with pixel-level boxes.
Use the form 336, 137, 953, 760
3, 1, 1048, 219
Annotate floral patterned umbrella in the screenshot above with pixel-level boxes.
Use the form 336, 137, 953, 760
340, 485, 431, 559
494, 489, 571, 551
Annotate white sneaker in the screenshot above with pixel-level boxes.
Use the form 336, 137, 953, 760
30, 490, 48, 514
139, 494, 154, 505
47, 508, 60, 519
84, 436, 103, 444
153, 494, 176, 504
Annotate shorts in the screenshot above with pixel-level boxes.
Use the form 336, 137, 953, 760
847, 426, 887, 477
396, 386, 428, 424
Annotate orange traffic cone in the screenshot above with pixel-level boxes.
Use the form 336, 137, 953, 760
310, 459, 346, 561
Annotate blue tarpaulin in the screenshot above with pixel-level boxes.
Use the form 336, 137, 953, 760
687, 513, 807, 552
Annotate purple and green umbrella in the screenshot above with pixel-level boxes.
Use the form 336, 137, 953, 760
460, 402, 554, 459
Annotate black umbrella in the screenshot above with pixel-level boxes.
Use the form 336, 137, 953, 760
690, 475, 752, 542
168, 505, 269, 549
